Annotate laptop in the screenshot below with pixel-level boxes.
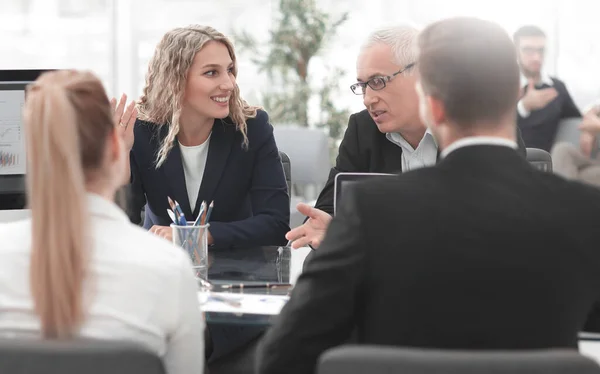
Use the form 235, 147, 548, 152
333, 172, 396, 215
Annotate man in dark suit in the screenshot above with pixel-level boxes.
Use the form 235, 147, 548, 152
286, 25, 526, 250
256, 17, 600, 374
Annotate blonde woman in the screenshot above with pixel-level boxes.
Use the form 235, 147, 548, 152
128, 25, 290, 247
0, 70, 204, 374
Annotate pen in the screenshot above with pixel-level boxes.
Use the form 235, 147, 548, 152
167, 209, 177, 224
193, 201, 206, 226
198, 277, 214, 290
206, 294, 242, 308
176, 210, 186, 226
168, 196, 186, 224
220, 283, 293, 290
200, 201, 208, 225
204, 201, 214, 224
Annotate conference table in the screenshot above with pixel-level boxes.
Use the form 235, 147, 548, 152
202, 245, 310, 325
201, 245, 600, 364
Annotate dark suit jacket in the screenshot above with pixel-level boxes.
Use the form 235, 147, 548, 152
517, 78, 581, 152
128, 109, 290, 248
314, 109, 528, 215
257, 145, 600, 374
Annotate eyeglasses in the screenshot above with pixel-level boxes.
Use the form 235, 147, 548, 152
350, 62, 416, 95
521, 46, 545, 56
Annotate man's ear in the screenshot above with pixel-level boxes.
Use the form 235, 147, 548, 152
428, 95, 447, 128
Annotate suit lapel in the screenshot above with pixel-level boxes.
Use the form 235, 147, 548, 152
381, 137, 403, 172
162, 138, 193, 218
192, 119, 235, 217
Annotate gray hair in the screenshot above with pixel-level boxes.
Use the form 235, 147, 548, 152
360, 25, 419, 73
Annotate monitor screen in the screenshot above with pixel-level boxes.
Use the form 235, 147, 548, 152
0, 70, 50, 209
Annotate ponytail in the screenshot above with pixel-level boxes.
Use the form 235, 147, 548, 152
25, 85, 88, 339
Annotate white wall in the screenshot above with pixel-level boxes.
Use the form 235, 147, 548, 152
0, 0, 598, 122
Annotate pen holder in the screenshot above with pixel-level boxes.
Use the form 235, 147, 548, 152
171, 222, 210, 282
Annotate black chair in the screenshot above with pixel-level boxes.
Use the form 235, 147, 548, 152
526, 147, 553, 172
279, 150, 292, 196
317, 345, 600, 374
0, 339, 165, 374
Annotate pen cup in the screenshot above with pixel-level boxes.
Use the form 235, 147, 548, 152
171, 222, 210, 282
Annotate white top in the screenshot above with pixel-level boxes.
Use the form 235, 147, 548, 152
0, 194, 204, 374
179, 134, 211, 210
386, 129, 438, 171
441, 136, 518, 158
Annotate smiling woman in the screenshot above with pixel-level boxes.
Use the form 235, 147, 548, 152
126, 25, 290, 250
125, 25, 291, 369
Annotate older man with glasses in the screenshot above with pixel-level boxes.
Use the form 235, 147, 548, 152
285, 24, 527, 251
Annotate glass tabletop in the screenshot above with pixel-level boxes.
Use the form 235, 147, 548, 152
201, 245, 310, 325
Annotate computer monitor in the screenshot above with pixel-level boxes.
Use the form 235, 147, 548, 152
333, 172, 396, 215
0, 69, 50, 209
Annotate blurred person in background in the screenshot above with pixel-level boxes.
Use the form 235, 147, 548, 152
552, 104, 600, 187
514, 25, 581, 152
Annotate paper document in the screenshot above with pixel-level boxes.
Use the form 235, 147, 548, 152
199, 292, 289, 315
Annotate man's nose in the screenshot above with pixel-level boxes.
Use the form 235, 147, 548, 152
363, 87, 378, 108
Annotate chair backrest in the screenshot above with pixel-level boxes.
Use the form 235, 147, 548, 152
317, 346, 600, 374
279, 150, 292, 195
526, 147, 553, 172
272, 126, 330, 198
555, 117, 584, 147
0, 339, 165, 374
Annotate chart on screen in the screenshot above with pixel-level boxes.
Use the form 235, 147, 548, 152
0, 90, 26, 175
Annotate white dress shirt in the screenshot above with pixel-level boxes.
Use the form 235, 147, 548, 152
179, 134, 211, 209
386, 129, 438, 171
441, 136, 518, 158
0, 194, 204, 374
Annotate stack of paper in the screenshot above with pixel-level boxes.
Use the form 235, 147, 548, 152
198, 292, 289, 315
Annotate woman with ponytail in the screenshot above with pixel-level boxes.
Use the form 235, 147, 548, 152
0, 70, 204, 374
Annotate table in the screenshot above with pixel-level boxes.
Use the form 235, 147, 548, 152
199, 246, 600, 365
202, 245, 310, 325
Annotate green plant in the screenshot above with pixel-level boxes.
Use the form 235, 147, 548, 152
233, 0, 350, 151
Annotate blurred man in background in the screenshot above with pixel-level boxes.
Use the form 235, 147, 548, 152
515, 25, 580, 151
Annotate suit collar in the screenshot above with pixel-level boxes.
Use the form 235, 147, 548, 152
438, 143, 526, 171
441, 136, 518, 159
520, 72, 553, 88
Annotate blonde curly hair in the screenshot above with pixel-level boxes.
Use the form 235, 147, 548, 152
137, 25, 259, 167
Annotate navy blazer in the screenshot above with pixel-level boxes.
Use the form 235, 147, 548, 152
128, 109, 290, 248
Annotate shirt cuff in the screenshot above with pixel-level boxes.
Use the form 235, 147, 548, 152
517, 100, 530, 118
